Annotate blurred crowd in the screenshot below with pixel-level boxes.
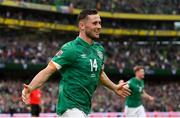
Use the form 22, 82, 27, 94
0, 79, 180, 114
0, 35, 179, 70
14, 0, 180, 14
0, 35, 60, 64
0, 4, 176, 30
92, 80, 180, 112
92, 81, 180, 112
0, 79, 58, 113
103, 39, 180, 70
144, 81, 180, 111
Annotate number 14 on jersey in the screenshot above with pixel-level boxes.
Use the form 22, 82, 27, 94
90, 59, 98, 72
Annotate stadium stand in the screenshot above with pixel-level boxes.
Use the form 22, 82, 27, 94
17, 0, 179, 14
0, 4, 178, 30
0, 35, 180, 70
0, 34, 179, 69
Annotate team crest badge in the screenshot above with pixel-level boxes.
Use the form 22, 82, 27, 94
97, 51, 103, 59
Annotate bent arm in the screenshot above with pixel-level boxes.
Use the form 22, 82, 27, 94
100, 71, 117, 91
100, 71, 131, 97
142, 90, 154, 101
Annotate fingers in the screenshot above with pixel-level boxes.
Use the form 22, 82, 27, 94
118, 89, 131, 98
123, 86, 131, 93
116, 83, 131, 98
119, 80, 124, 83
120, 93, 128, 98
118, 83, 131, 92
23, 84, 30, 90
22, 96, 30, 104
117, 83, 126, 90
22, 84, 31, 104
117, 90, 129, 98
23, 84, 32, 93
22, 91, 30, 104
122, 85, 131, 97
123, 90, 131, 97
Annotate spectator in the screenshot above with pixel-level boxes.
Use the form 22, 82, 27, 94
14, 0, 180, 14
29, 89, 42, 117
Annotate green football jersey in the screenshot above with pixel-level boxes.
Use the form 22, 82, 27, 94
125, 77, 144, 107
51, 37, 104, 115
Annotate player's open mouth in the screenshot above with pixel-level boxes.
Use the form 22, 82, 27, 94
95, 31, 100, 34
95, 33, 99, 36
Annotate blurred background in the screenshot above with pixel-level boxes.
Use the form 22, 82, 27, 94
0, 0, 180, 117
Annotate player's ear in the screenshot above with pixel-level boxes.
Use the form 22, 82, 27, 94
79, 21, 85, 30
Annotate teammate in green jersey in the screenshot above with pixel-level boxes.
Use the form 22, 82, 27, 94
124, 65, 154, 117
22, 9, 131, 117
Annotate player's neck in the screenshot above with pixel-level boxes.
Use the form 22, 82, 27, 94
79, 32, 93, 45
135, 76, 142, 80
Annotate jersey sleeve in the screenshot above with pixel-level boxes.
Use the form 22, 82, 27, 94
51, 43, 76, 70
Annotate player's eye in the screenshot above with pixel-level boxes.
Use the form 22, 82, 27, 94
93, 22, 97, 25
93, 21, 101, 25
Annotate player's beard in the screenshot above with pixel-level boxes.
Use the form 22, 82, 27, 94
85, 29, 100, 41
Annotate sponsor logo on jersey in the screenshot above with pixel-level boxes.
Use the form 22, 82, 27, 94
80, 54, 87, 58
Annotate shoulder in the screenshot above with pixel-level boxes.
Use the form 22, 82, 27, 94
54, 40, 78, 59
61, 40, 77, 52
128, 78, 135, 88
129, 77, 135, 83
61, 40, 74, 49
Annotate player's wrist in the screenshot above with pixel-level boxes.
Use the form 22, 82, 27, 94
27, 85, 33, 93
112, 84, 118, 91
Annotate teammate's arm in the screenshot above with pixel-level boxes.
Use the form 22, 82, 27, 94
22, 61, 57, 104
100, 71, 131, 98
142, 90, 154, 101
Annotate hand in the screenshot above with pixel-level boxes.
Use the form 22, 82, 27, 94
22, 84, 32, 104
114, 80, 131, 98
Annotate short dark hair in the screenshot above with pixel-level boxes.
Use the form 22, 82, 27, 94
77, 9, 98, 22
133, 66, 144, 73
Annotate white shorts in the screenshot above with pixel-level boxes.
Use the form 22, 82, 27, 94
60, 108, 87, 118
125, 105, 146, 117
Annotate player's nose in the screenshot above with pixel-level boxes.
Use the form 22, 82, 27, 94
97, 23, 101, 29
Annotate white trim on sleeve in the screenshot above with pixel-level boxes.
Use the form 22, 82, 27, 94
51, 61, 62, 70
